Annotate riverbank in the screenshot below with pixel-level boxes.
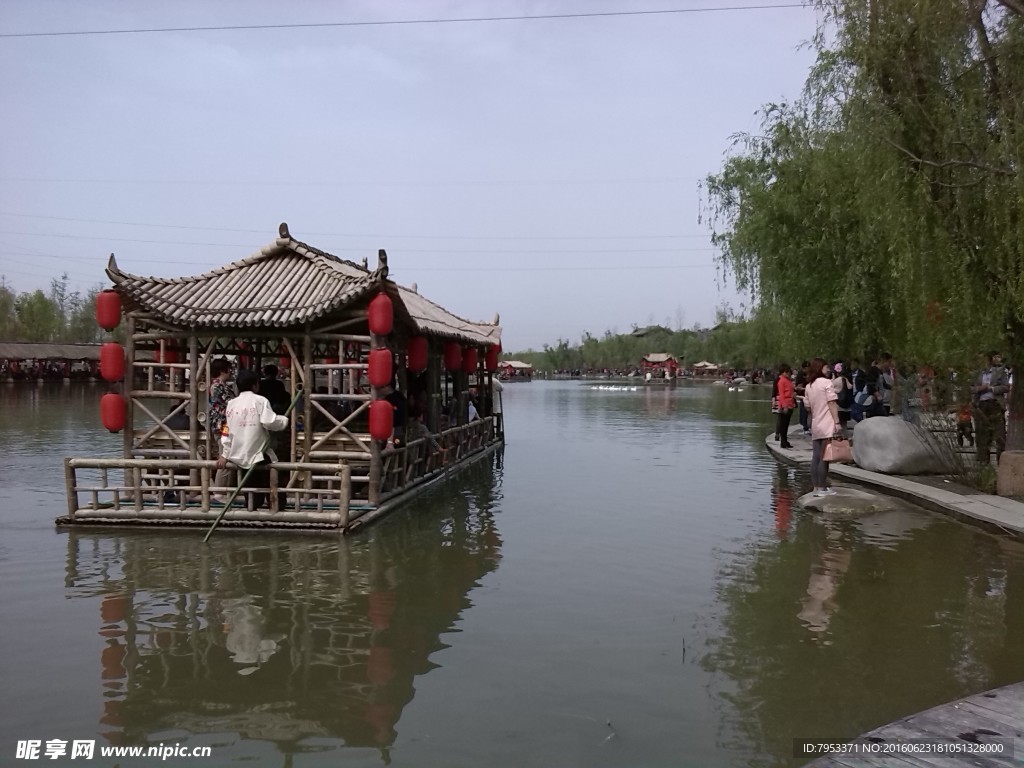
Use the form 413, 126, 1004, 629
765, 429, 1024, 537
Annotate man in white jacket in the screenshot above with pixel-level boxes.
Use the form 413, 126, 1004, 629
216, 369, 289, 508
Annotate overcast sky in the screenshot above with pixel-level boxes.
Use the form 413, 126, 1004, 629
0, 1, 818, 351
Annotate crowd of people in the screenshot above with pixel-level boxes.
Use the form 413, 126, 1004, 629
770, 352, 1013, 496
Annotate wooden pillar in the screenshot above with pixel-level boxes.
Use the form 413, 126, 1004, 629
368, 324, 386, 507
123, 314, 135, 460
427, 346, 441, 434
188, 334, 200, 488
303, 329, 313, 461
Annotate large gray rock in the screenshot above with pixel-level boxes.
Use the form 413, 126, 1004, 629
798, 486, 916, 515
851, 417, 955, 475
997, 450, 1024, 497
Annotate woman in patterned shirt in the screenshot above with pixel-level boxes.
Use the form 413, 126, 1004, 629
208, 359, 235, 500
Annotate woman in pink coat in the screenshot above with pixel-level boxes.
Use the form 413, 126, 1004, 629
803, 358, 842, 496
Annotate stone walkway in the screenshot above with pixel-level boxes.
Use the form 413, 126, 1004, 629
765, 429, 1024, 537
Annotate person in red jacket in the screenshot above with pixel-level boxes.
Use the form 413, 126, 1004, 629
775, 364, 797, 448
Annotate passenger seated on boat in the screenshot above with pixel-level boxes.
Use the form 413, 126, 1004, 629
382, 383, 408, 444
405, 406, 443, 455
165, 402, 190, 430
312, 386, 346, 431
466, 389, 481, 423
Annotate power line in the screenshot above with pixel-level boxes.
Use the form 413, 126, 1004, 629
0, 211, 713, 241
0, 176, 695, 187
0, 4, 807, 39
0, 230, 718, 254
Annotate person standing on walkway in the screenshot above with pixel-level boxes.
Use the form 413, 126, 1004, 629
804, 357, 842, 497
972, 351, 1009, 464
775, 364, 796, 448
794, 361, 811, 435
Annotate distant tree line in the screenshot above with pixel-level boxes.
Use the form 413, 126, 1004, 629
509, 306, 779, 372
0, 274, 106, 343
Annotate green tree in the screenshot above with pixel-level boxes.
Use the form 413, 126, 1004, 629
705, 0, 1024, 448
0, 280, 21, 339
15, 290, 62, 342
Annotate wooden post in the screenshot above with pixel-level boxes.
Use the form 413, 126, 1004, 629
64, 458, 78, 518
428, 345, 441, 434
133, 467, 143, 512
124, 315, 136, 460
303, 329, 313, 462
340, 463, 351, 528
367, 292, 388, 507
188, 334, 200, 488
270, 467, 279, 513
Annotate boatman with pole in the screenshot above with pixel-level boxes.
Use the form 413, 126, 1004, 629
213, 369, 292, 518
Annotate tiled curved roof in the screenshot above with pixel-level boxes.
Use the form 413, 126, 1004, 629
107, 236, 381, 328
106, 227, 502, 345
395, 284, 501, 346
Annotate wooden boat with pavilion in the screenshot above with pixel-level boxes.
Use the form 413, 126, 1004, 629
59, 223, 504, 533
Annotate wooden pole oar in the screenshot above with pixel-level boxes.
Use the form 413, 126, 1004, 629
204, 389, 303, 543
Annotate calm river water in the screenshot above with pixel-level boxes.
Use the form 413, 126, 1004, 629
1, 381, 1022, 767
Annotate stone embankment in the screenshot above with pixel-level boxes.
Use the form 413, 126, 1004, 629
765, 429, 1024, 537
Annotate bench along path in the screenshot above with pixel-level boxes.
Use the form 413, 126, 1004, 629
801, 680, 1023, 767
764, 430, 1024, 538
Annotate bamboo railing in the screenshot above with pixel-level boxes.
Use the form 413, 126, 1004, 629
63, 417, 497, 529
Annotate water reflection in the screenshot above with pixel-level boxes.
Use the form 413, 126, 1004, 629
703, 472, 1024, 767
62, 455, 503, 762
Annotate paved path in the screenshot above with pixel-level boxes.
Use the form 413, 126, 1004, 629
765, 430, 1024, 537
801, 680, 1023, 767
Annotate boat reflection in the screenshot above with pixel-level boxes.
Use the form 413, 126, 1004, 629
62, 454, 504, 761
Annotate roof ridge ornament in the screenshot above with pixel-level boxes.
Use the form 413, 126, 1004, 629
378, 249, 388, 279
279, 222, 290, 238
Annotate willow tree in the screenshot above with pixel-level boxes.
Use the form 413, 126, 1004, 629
705, 0, 1024, 449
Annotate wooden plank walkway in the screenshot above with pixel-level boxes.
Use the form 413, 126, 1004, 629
802, 681, 1023, 767
764, 430, 1024, 537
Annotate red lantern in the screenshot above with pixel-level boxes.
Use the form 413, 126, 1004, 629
485, 344, 499, 372
159, 347, 180, 364
462, 346, 478, 374
444, 341, 462, 371
279, 356, 290, 369
100, 393, 126, 433
368, 292, 394, 336
368, 348, 393, 389
407, 336, 428, 373
369, 399, 394, 441
99, 342, 125, 382
237, 341, 251, 370
95, 290, 121, 331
